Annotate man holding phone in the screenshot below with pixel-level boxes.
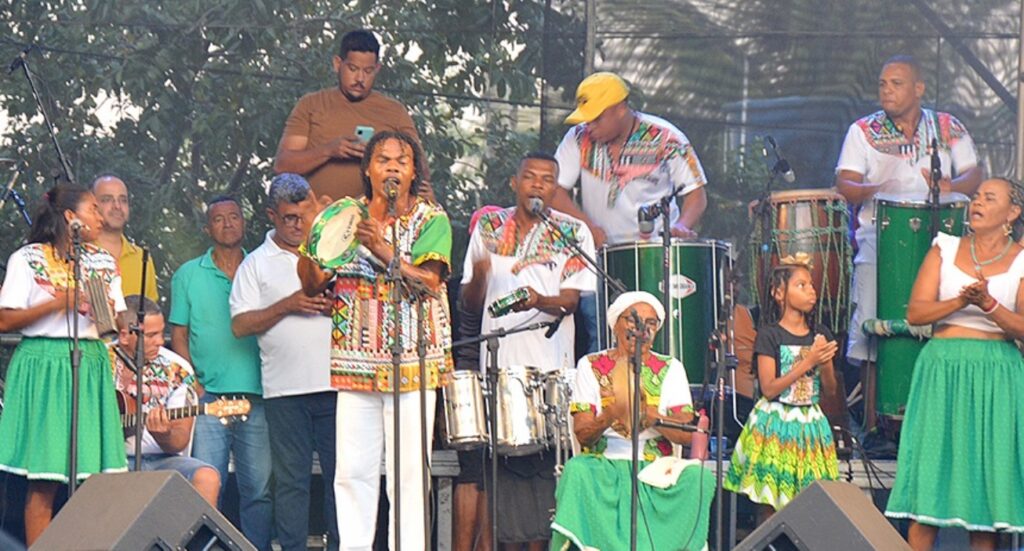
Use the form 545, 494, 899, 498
274, 29, 431, 202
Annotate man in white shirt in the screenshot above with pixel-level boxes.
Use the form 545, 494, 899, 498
461, 152, 597, 549
230, 173, 337, 551
111, 295, 220, 506
550, 72, 708, 352
835, 54, 982, 367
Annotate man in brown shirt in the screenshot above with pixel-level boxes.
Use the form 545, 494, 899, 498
274, 29, 429, 201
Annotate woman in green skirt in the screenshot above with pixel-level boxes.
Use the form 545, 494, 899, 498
550, 292, 714, 551
0, 185, 128, 544
887, 177, 1024, 550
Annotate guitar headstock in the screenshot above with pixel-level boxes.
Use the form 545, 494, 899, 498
205, 396, 251, 424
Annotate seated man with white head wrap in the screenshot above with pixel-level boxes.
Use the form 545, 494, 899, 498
550, 291, 715, 550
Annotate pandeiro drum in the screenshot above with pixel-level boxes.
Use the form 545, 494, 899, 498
304, 197, 368, 269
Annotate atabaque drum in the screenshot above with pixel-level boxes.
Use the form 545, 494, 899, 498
875, 192, 968, 420
602, 239, 731, 383
750, 189, 852, 333
304, 197, 367, 269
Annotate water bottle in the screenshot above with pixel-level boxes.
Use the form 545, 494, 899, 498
688, 409, 710, 460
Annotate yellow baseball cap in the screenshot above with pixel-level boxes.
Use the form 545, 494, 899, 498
564, 72, 630, 125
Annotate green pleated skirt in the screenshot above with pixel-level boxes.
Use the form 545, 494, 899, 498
886, 338, 1024, 532
723, 397, 839, 511
0, 338, 127, 483
550, 455, 715, 551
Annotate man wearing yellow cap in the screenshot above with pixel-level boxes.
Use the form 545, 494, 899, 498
551, 72, 709, 353
551, 72, 708, 247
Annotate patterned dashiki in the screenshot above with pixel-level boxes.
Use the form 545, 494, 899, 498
306, 197, 453, 393
25, 242, 121, 325
569, 349, 694, 461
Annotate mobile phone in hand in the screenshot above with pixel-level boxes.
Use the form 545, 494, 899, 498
355, 125, 374, 143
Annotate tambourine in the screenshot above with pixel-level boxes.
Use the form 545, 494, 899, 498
305, 197, 368, 269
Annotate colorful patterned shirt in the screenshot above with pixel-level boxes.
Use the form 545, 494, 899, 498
570, 349, 693, 461
0, 243, 126, 339
835, 108, 978, 263
109, 344, 197, 456
460, 207, 596, 371
555, 112, 707, 245
322, 197, 453, 392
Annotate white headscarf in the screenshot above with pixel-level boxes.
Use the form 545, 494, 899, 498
606, 291, 665, 331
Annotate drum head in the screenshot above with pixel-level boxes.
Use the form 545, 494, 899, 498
306, 198, 367, 268
769, 188, 846, 204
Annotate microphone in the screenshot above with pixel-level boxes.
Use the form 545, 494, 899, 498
528, 197, 545, 217
383, 177, 399, 199
764, 135, 796, 184
0, 163, 21, 212
654, 418, 708, 434
6, 45, 31, 76
544, 308, 568, 339
637, 203, 665, 235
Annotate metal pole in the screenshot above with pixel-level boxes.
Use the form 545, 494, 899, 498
584, 0, 596, 75
1017, 0, 1024, 179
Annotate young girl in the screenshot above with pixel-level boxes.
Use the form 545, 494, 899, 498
724, 258, 840, 518
0, 185, 128, 544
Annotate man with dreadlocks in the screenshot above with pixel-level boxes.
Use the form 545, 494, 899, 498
886, 178, 1024, 550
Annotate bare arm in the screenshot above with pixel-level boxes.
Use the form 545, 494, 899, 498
951, 165, 983, 196
906, 247, 967, 325
572, 409, 615, 447
672, 186, 708, 237
147, 407, 193, 455
835, 170, 881, 205
169, 324, 192, 364
0, 296, 66, 333
965, 273, 1024, 339
298, 256, 334, 297
273, 134, 365, 179
644, 404, 694, 446
514, 287, 581, 317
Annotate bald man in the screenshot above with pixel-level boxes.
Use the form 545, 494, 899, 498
91, 174, 159, 301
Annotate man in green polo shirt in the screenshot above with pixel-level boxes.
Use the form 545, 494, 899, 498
169, 196, 272, 551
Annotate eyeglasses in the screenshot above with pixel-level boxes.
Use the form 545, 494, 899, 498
623, 318, 660, 332
277, 213, 303, 227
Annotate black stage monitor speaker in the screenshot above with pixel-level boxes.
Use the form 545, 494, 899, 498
32, 471, 254, 551
735, 481, 911, 551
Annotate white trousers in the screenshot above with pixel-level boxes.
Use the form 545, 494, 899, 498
847, 262, 877, 363
334, 390, 436, 551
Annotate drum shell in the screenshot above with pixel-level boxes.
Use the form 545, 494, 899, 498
496, 366, 547, 456
751, 190, 851, 333
602, 239, 730, 383
875, 194, 967, 417
542, 372, 571, 448
442, 371, 488, 450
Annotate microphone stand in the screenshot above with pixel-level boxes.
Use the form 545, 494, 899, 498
627, 308, 647, 551
384, 189, 405, 551
533, 207, 627, 297
407, 278, 440, 548
9, 46, 76, 185
67, 226, 84, 496
638, 184, 683, 366
451, 316, 565, 551
132, 249, 150, 470
929, 137, 942, 240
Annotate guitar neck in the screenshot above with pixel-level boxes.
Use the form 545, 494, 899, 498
122, 403, 206, 430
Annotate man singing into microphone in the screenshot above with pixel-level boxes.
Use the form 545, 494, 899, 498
297, 131, 452, 550
461, 152, 596, 550
835, 54, 981, 406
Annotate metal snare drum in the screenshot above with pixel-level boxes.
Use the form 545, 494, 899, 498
875, 192, 968, 421
496, 366, 547, 456
442, 371, 488, 450
542, 371, 571, 449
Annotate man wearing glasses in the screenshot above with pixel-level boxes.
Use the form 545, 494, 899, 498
230, 174, 339, 550
273, 28, 431, 202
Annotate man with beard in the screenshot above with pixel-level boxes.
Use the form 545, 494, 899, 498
169, 197, 271, 550
230, 174, 338, 550
274, 29, 431, 202
91, 174, 159, 300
